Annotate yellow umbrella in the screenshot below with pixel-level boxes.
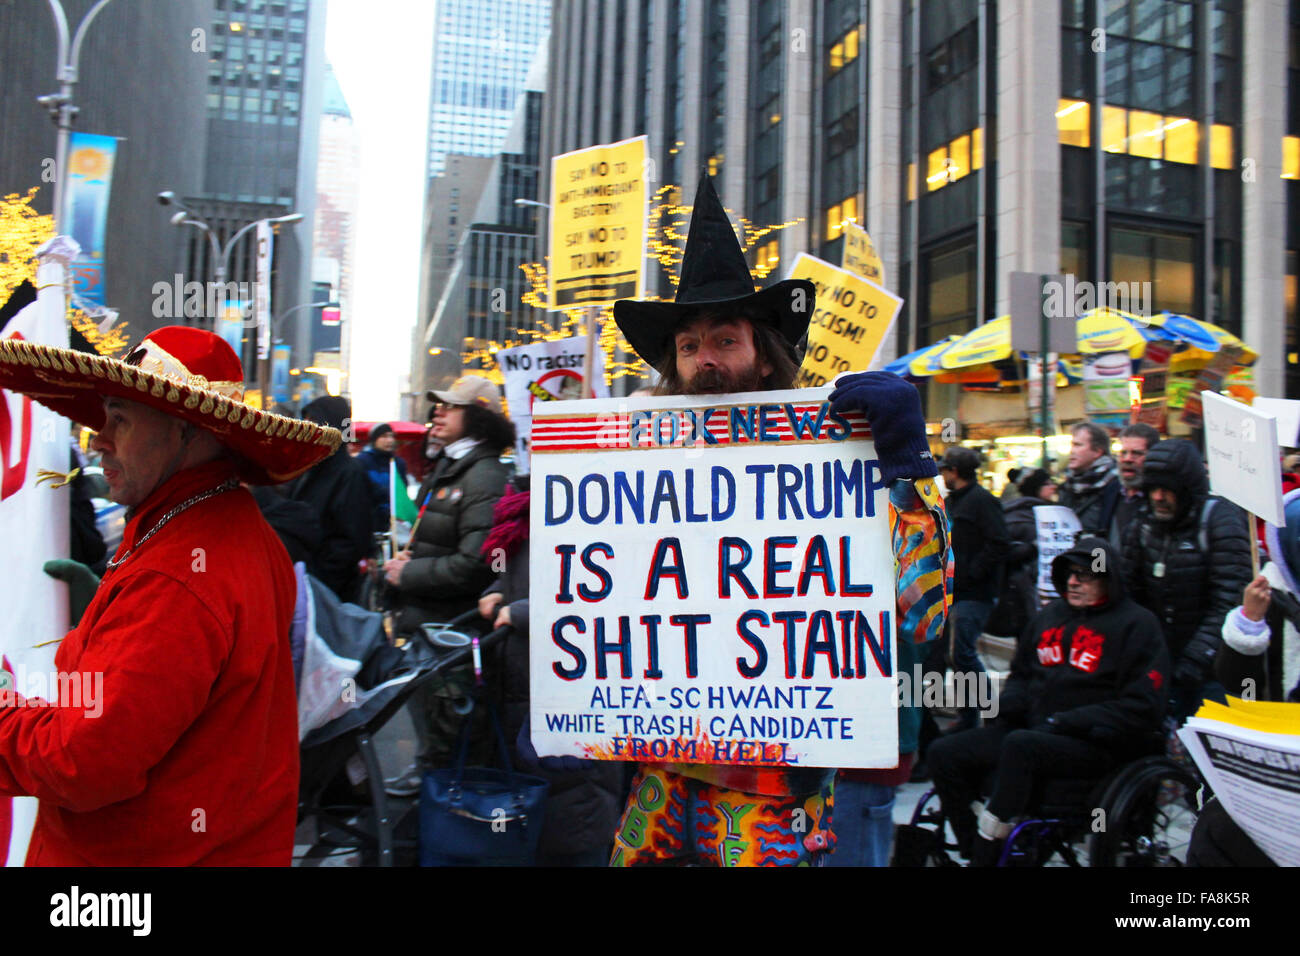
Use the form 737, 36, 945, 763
1073, 307, 1151, 357
939, 308, 1157, 373
939, 316, 1012, 370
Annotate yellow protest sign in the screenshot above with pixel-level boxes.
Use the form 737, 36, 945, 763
841, 221, 886, 287
548, 136, 647, 309
790, 253, 903, 388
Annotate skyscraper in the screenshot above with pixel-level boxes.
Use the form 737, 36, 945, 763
413, 0, 551, 402
423, 0, 551, 179
0, 0, 210, 335
187, 0, 327, 378
311, 63, 360, 393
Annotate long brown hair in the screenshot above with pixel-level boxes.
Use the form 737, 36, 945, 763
652, 312, 799, 395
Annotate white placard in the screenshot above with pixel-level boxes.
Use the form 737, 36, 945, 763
1252, 396, 1300, 448
496, 335, 611, 474
1203, 391, 1285, 527
1034, 505, 1083, 603
528, 388, 898, 769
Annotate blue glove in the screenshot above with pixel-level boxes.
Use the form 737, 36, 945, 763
829, 371, 937, 483
515, 715, 594, 773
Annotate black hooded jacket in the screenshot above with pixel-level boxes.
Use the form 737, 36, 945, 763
1121, 439, 1252, 677
997, 538, 1169, 752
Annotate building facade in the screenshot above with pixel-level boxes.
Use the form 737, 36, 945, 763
189, 0, 327, 378
412, 25, 552, 403
422, 0, 551, 179
544, 0, 1295, 423
310, 62, 360, 397
0, 0, 211, 335
411, 83, 548, 406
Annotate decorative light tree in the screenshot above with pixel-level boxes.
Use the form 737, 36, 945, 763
1, 187, 131, 357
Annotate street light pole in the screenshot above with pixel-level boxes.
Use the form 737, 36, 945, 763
39, 0, 117, 230
259, 300, 338, 409
158, 191, 302, 383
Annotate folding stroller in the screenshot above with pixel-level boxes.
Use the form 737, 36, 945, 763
295, 586, 504, 866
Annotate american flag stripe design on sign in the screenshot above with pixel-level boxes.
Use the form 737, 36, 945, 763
531, 404, 871, 452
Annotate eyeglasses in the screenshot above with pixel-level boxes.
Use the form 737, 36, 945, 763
1068, 567, 1101, 582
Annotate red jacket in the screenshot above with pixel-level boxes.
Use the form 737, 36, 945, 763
0, 459, 299, 865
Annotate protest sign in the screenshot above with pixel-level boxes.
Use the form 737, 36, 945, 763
840, 221, 886, 287
789, 254, 902, 388
1252, 396, 1300, 447
1034, 505, 1083, 603
1202, 390, 1285, 527
529, 387, 899, 769
548, 137, 647, 309
1179, 700, 1300, 867
496, 335, 611, 471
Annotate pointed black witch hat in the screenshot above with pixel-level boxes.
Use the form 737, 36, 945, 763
613, 171, 814, 372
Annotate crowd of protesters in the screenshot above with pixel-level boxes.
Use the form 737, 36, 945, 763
4, 175, 1294, 871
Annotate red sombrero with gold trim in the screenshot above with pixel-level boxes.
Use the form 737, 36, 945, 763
0, 325, 340, 483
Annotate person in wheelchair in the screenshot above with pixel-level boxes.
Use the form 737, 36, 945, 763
928, 536, 1170, 866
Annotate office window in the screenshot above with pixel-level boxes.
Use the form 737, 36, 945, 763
1110, 226, 1196, 315
1058, 98, 1091, 147
1285, 135, 1300, 179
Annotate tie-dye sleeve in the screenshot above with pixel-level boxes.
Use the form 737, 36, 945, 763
889, 478, 952, 645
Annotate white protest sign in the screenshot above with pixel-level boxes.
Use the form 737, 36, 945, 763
1252, 396, 1300, 448
1034, 505, 1083, 603
1203, 391, 1285, 527
529, 387, 898, 769
496, 335, 610, 473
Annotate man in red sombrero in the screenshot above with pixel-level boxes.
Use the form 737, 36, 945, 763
0, 324, 340, 865
603, 173, 951, 867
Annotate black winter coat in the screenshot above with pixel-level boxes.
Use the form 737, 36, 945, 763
1121, 439, 1252, 679
987, 496, 1050, 637
1059, 472, 1121, 539
998, 538, 1169, 755
284, 446, 373, 601
946, 480, 1010, 602
395, 444, 509, 636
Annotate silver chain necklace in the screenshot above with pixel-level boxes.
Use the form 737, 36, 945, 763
104, 478, 239, 573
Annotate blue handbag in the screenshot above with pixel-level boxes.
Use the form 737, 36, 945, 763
419, 698, 550, 866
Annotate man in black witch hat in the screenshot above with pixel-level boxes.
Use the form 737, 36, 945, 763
604, 173, 951, 867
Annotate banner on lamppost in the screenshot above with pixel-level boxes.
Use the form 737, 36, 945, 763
528, 388, 899, 769
271, 344, 292, 405
548, 136, 647, 309
217, 299, 246, 358
789, 254, 902, 388
255, 221, 273, 360
62, 132, 118, 307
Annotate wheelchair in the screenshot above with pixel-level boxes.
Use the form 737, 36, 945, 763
899, 745, 1204, 867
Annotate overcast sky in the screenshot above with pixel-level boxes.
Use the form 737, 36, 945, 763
324, 0, 434, 421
